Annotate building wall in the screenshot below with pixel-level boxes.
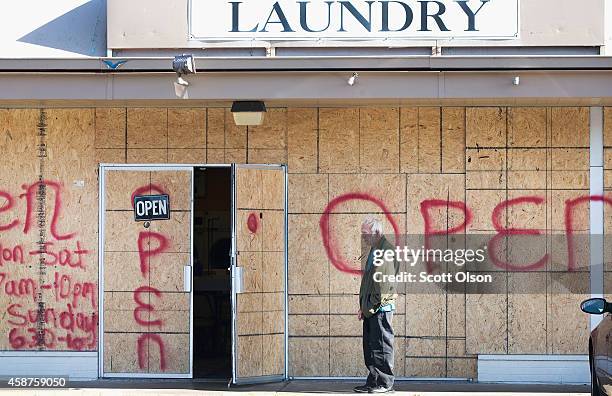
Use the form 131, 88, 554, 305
0, 106, 604, 378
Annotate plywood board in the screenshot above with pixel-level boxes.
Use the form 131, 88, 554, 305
319, 108, 359, 173
466, 107, 506, 148
150, 170, 192, 211
405, 294, 446, 337
167, 148, 205, 164
442, 107, 466, 173
289, 314, 329, 336
406, 174, 466, 234
551, 107, 589, 148
405, 357, 446, 377
406, 337, 446, 357
288, 295, 330, 315
262, 251, 284, 292
328, 173, 406, 213
149, 253, 191, 292
605, 107, 612, 148
226, 148, 247, 163
508, 107, 546, 148
127, 149, 168, 163
103, 251, 145, 291
147, 333, 190, 374
225, 109, 247, 149
95, 108, 126, 149
167, 108, 206, 148
289, 337, 330, 376
551, 148, 589, 170
329, 337, 367, 376
359, 108, 399, 173
418, 107, 442, 173
287, 108, 318, 173
248, 149, 287, 164
262, 334, 284, 375
97, 148, 126, 164
288, 214, 329, 294
288, 174, 328, 213
206, 108, 225, 148
248, 108, 287, 149
238, 335, 263, 377
127, 108, 168, 149
447, 358, 477, 379
400, 107, 419, 173
465, 294, 507, 354
508, 274, 547, 354
104, 333, 146, 373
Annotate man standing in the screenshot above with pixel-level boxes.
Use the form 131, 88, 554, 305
354, 217, 398, 394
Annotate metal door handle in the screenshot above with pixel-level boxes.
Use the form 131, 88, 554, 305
233, 266, 244, 294
183, 266, 192, 292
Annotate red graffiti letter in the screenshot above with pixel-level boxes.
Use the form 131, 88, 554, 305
20, 180, 76, 241
137, 231, 169, 277
320, 193, 400, 275
137, 333, 166, 371
0, 191, 19, 231
565, 195, 612, 272
488, 196, 548, 271
133, 286, 163, 327
420, 199, 472, 274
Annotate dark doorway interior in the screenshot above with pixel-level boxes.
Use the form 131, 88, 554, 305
192, 166, 232, 379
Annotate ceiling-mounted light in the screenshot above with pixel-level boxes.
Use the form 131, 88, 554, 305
347, 72, 359, 86
231, 101, 267, 126
172, 54, 196, 99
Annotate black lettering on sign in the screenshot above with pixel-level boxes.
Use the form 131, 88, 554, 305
134, 195, 171, 221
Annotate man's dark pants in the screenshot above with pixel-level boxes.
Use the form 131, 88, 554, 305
362, 311, 394, 389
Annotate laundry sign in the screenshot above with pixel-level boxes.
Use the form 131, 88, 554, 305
134, 194, 170, 221
189, 0, 519, 41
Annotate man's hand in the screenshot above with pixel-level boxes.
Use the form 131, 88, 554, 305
357, 309, 363, 321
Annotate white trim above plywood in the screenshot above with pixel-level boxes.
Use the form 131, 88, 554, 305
478, 355, 589, 384
0, 352, 98, 380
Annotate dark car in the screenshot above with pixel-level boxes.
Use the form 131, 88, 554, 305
581, 298, 612, 396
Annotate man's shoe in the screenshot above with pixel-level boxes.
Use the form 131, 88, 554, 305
369, 386, 394, 393
353, 385, 371, 393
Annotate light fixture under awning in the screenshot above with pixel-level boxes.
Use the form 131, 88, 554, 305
231, 101, 266, 126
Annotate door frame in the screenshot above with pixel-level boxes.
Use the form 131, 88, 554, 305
98, 163, 197, 378
230, 163, 289, 385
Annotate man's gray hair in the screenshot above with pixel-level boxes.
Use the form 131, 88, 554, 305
362, 216, 383, 235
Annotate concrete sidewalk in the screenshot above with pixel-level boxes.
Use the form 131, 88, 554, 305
0, 380, 590, 395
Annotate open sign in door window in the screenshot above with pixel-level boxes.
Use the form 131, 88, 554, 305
134, 194, 171, 221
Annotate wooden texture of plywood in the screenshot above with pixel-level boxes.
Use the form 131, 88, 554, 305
288, 174, 328, 213
287, 108, 318, 173
127, 108, 168, 148
359, 108, 399, 173
167, 108, 206, 148
319, 108, 360, 173
442, 107, 466, 173
95, 108, 126, 149
551, 107, 589, 148
508, 107, 547, 147
248, 109, 287, 149
466, 107, 506, 148
400, 107, 419, 173
418, 107, 442, 173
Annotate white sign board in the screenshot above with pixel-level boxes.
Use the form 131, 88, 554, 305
190, 0, 519, 41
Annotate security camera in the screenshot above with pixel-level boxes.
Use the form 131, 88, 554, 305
348, 72, 359, 86
172, 54, 196, 75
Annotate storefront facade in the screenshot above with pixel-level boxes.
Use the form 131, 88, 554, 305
0, 0, 611, 385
